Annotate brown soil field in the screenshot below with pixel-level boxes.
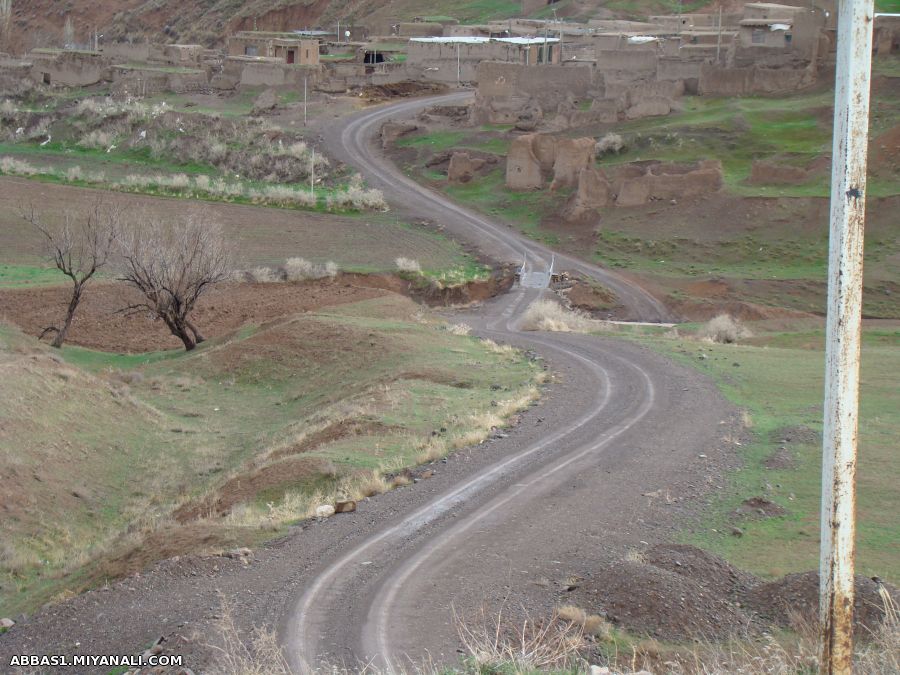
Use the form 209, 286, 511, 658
0, 278, 390, 352
0, 177, 467, 273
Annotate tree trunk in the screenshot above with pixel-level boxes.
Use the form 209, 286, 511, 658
51, 283, 83, 348
164, 315, 197, 351
186, 319, 205, 345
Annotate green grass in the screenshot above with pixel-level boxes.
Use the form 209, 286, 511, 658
875, 0, 900, 11
641, 328, 900, 583
397, 130, 467, 153
0, 264, 67, 288
0, 297, 540, 615
444, 168, 561, 245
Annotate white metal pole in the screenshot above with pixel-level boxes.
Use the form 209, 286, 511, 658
819, 0, 875, 672
716, 5, 723, 64
310, 149, 315, 197
303, 76, 308, 126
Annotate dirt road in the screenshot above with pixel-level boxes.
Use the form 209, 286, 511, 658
0, 96, 733, 674
283, 97, 728, 670
321, 92, 670, 324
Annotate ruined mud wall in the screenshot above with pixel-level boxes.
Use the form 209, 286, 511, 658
29, 52, 109, 87
698, 63, 813, 95
474, 61, 593, 124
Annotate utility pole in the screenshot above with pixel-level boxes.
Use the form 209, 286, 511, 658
310, 149, 315, 196
456, 43, 460, 86
715, 4, 723, 64
819, 0, 875, 672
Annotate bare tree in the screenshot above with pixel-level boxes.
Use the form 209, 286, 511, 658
0, 0, 12, 54
25, 203, 118, 348
117, 214, 230, 351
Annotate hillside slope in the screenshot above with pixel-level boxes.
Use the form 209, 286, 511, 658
5, 0, 714, 52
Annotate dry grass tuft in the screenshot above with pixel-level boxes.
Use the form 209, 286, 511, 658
520, 299, 608, 333
455, 605, 588, 671
207, 598, 290, 675
395, 257, 422, 274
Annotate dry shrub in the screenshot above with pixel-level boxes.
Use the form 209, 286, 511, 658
455, 606, 588, 671
446, 323, 471, 336
284, 257, 338, 281
65, 165, 83, 181
520, 299, 607, 333
596, 132, 625, 156
0, 156, 39, 176
395, 257, 422, 274
78, 129, 115, 149
207, 598, 290, 675
249, 267, 282, 283
353, 469, 391, 499
326, 185, 388, 212
700, 314, 752, 344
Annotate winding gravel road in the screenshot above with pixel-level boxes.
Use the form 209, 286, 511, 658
0, 94, 734, 675
284, 95, 726, 671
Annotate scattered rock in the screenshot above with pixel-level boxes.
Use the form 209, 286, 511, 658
420, 469, 435, 479
224, 547, 252, 560
734, 496, 786, 519
0, 617, 14, 629
250, 88, 278, 115
334, 500, 357, 514
315, 504, 336, 518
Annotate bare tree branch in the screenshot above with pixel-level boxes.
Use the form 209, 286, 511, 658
116, 213, 230, 351
24, 201, 119, 348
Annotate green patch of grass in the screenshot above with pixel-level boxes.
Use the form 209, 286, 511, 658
876, 0, 900, 11
397, 130, 467, 152
641, 329, 900, 583
0, 264, 66, 288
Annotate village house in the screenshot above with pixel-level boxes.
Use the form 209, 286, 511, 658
407, 36, 560, 84
227, 31, 320, 65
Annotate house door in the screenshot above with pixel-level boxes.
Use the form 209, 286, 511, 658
287, 49, 296, 64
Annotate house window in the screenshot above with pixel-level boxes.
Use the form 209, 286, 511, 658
43, 72, 51, 84
245, 45, 259, 56
785, 33, 793, 44
752, 29, 765, 44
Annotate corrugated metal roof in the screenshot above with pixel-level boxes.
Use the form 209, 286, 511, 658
409, 36, 560, 45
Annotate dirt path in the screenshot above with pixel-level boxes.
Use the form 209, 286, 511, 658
321, 92, 670, 324
281, 97, 728, 669
0, 96, 733, 674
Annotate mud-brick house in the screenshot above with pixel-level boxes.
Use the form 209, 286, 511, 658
407, 36, 560, 84
29, 48, 109, 86
227, 31, 320, 65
